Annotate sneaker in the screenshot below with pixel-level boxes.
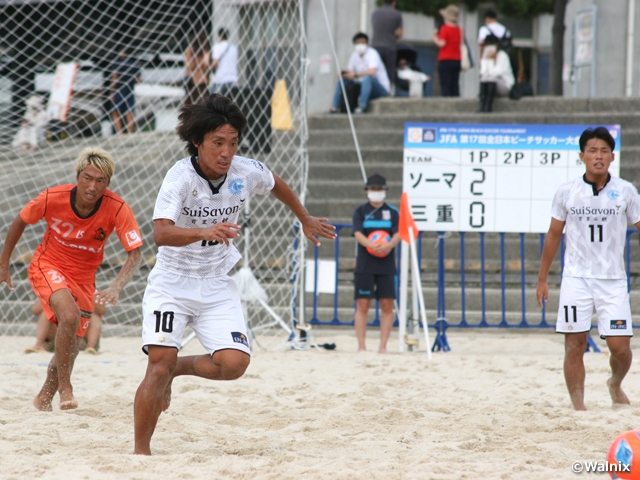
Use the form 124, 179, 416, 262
354, 107, 364, 114
329, 107, 340, 114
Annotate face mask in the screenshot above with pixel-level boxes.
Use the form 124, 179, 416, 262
367, 191, 386, 203
354, 43, 367, 55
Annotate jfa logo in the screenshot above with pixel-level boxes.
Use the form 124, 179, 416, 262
607, 190, 620, 200
422, 128, 436, 143
229, 179, 244, 195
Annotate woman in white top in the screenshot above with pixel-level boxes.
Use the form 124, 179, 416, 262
477, 36, 515, 112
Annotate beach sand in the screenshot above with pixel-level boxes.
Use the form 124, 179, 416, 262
0, 328, 638, 480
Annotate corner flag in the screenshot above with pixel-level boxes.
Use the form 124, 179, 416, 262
398, 192, 419, 243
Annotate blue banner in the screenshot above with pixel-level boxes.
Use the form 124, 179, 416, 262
404, 123, 621, 151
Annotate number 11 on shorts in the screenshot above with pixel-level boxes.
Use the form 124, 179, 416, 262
564, 305, 577, 323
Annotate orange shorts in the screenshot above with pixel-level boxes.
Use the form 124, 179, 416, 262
28, 260, 94, 338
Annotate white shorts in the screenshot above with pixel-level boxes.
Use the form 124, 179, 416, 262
141, 267, 250, 355
556, 276, 633, 337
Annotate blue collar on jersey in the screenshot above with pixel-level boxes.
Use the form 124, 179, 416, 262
191, 156, 227, 195
582, 172, 611, 196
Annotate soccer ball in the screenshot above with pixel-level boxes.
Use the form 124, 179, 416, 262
607, 430, 640, 479
366, 230, 391, 258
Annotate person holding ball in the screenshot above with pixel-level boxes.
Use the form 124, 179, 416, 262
352, 174, 400, 353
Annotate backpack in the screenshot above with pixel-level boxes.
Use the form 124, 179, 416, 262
485, 25, 512, 53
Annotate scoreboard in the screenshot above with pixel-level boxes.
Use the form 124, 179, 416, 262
402, 123, 621, 233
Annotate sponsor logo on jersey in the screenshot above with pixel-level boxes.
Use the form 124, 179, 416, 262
610, 319, 627, 330
94, 227, 107, 241
231, 332, 249, 347
126, 230, 141, 246
250, 160, 264, 171
182, 205, 241, 217
55, 236, 104, 253
607, 190, 620, 200
569, 206, 621, 216
382, 210, 391, 221
229, 178, 244, 195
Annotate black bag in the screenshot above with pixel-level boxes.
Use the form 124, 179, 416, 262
509, 82, 534, 100
339, 81, 361, 113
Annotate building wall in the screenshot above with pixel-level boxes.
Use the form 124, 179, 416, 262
304, 0, 640, 113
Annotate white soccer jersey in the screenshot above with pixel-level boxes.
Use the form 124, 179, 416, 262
153, 155, 275, 278
551, 174, 640, 279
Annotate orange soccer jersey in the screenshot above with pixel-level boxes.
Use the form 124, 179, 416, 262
21, 184, 143, 283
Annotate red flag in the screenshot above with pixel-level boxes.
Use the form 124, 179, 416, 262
398, 192, 419, 243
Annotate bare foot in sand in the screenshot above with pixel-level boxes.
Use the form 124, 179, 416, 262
607, 378, 630, 406
59, 388, 78, 410
33, 394, 53, 412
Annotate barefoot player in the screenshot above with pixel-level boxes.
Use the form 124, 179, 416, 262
133, 93, 336, 455
0, 147, 142, 410
537, 127, 640, 411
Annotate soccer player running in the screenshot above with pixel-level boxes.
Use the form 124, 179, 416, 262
0, 148, 143, 411
133, 93, 336, 455
537, 127, 640, 411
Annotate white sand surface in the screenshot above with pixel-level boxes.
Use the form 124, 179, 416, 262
0, 329, 638, 480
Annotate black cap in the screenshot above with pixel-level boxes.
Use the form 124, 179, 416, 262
365, 173, 388, 189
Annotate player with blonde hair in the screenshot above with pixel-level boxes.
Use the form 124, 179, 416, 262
0, 147, 143, 411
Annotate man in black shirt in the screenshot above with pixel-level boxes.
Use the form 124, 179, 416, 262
352, 174, 400, 353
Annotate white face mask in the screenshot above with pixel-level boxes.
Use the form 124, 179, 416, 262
367, 191, 386, 203
354, 43, 367, 55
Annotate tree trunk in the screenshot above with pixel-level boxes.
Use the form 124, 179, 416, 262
550, 0, 569, 96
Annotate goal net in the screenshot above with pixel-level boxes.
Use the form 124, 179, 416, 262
0, 0, 309, 350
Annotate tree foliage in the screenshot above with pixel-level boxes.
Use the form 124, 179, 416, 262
390, 0, 554, 19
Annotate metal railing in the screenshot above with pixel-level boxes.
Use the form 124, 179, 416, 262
303, 224, 640, 329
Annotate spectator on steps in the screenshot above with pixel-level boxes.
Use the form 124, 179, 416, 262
370, 0, 403, 91
477, 35, 514, 112
329, 32, 389, 114
432, 5, 462, 97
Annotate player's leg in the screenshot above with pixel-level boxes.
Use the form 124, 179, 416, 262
84, 302, 105, 354
47, 289, 82, 410
593, 278, 633, 406
556, 277, 593, 410
563, 332, 589, 411
134, 345, 178, 455
135, 269, 195, 453
378, 298, 394, 354
606, 336, 632, 406
173, 349, 250, 381
376, 274, 397, 354
354, 273, 375, 352
24, 308, 51, 353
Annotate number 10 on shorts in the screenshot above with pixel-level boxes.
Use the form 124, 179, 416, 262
154, 310, 174, 333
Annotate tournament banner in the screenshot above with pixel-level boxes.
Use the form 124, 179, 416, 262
403, 123, 621, 233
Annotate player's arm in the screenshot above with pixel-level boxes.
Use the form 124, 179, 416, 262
0, 214, 29, 291
270, 174, 336, 247
153, 218, 241, 247
95, 247, 142, 306
536, 218, 565, 308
